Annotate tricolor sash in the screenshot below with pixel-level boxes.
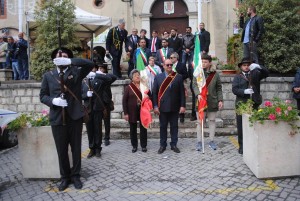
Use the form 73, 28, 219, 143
158, 71, 177, 108
147, 65, 158, 76
159, 48, 167, 62
129, 83, 143, 104
139, 48, 148, 65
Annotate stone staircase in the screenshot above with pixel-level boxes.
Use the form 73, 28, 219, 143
100, 64, 237, 139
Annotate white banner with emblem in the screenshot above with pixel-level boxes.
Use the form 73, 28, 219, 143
164, 1, 174, 15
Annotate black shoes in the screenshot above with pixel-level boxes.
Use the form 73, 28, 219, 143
142, 147, 147, 152
171, 146, 180, 153
132, 147, 137, 153
87, 149, 95, 158
104, 140, 110, 146
190, 115, 197, 121
58, 179, 71, 191
158, 147, 166, 154
72, 177, 83, 189
238, 147, 243, 154
95, 149, 101, 158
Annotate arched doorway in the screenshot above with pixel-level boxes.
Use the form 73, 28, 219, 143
150, 0, 188, 36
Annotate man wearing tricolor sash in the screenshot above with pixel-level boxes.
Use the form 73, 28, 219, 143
193, 55, 223, 151
152, 59, 186, 154
146, 56, 162, 94
133, 38, 151, 69
155, 39, 174, 70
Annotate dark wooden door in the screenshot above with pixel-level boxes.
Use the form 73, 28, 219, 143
150, 0, 189, 36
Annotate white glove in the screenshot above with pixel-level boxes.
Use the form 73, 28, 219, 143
52, 97, 68, 107
244, 88, 254, 94
249, 63, 261, 71
87, 72, 96, 79
53, 58, 71, 66
87, 90, 93, 97
96, 70, 105, 75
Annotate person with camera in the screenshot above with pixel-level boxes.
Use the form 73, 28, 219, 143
40, 47, 94, 191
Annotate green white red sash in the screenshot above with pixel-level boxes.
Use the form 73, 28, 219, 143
158, 71, 177, 108
147, 65, 158, 76
139, 48, 148, 65
159, 48, 167, 62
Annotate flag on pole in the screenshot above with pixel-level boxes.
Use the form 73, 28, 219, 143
193, 32, 207, 121
135, 48, 153, 129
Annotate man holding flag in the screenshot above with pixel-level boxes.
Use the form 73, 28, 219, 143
192, 33, 223, 153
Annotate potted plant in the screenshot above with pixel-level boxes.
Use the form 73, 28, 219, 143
217, 60, 237, 74
236, 98, 300, 178
8, 110, 64, 179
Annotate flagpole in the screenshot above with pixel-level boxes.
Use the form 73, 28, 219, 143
201, 119, 205, 154
198, 0, 202, 25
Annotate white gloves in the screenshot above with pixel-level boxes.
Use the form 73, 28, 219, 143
87, 90, 93, 97
244, 88, 254, 94
96, 70, 105, 75
249, 63, 261, 71
52, 97, 68, 107
53, 58, 71, 66
87, 72, 96, 79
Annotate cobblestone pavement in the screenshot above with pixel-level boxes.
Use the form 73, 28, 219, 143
1, 134, 300, 201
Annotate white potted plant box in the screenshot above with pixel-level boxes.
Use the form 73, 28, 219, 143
242, 114, 300, 179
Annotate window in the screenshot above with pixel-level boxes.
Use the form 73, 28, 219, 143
0, 0, 6, 19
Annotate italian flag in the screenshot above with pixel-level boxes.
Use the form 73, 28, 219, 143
193, 32, 207, 121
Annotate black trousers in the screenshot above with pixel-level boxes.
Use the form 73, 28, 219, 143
127, 59, 134, 77
129, 122, 147, 148
86, 110, 103, 151
188, 64, 196, 116
236, 114, 243, 149
103, 109, 111, 141
159, 112, 179, 148
51, 117, 83, 180
111, 53, 122, 78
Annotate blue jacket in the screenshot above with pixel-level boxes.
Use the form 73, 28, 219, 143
292, 68, 300, 99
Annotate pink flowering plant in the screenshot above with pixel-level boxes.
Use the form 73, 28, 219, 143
237, 98, 299, 134
7, 109, 50, 132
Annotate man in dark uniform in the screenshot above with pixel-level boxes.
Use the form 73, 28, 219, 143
152, 59, 186, 154
232, 58, 268, 154
168, 29, 182, 62
106, 19, 128, 79
40, 47, 94, 191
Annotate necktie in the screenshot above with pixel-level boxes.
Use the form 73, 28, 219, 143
245, 73, 249, 79
133, 36, 137, 44
151, 37, 156, 52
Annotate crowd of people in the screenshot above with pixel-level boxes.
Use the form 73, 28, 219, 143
0, 32, 29, 80
36, 5, 277, 191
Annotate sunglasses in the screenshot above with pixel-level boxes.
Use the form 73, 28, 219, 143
166, 64, 173, 67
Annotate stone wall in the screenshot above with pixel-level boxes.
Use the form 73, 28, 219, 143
0, 76, 295, 126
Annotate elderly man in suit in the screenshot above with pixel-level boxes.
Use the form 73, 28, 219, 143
106, 19, 128, 79
40, 47, 94, 191
152, 59, 186, 154
155, 39, 174, 70
126, 28, 140, 76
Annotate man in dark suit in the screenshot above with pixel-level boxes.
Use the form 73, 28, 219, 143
240, 5, 264, 63
16, 32, 29, 80
155, 39, 174, 70
106, 19, 128, 79
40, 47, 94, 191
232, 58, 268, 154
149, 30, 162, 57
199, 23, 210, 54
170, 52, 188, 123
126, 28, 140, 76
133, 38, 151, 68
168, 29, 182, 61
152, 59, 186, 154
139, 29, 150, 49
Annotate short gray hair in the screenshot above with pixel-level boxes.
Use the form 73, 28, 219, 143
129, 69, 139, 80
170, 52, 179, 59
119, 18, 125, 25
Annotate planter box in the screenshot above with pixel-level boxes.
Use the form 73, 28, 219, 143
17, 126, 71, 179
242, 114, 300, 179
